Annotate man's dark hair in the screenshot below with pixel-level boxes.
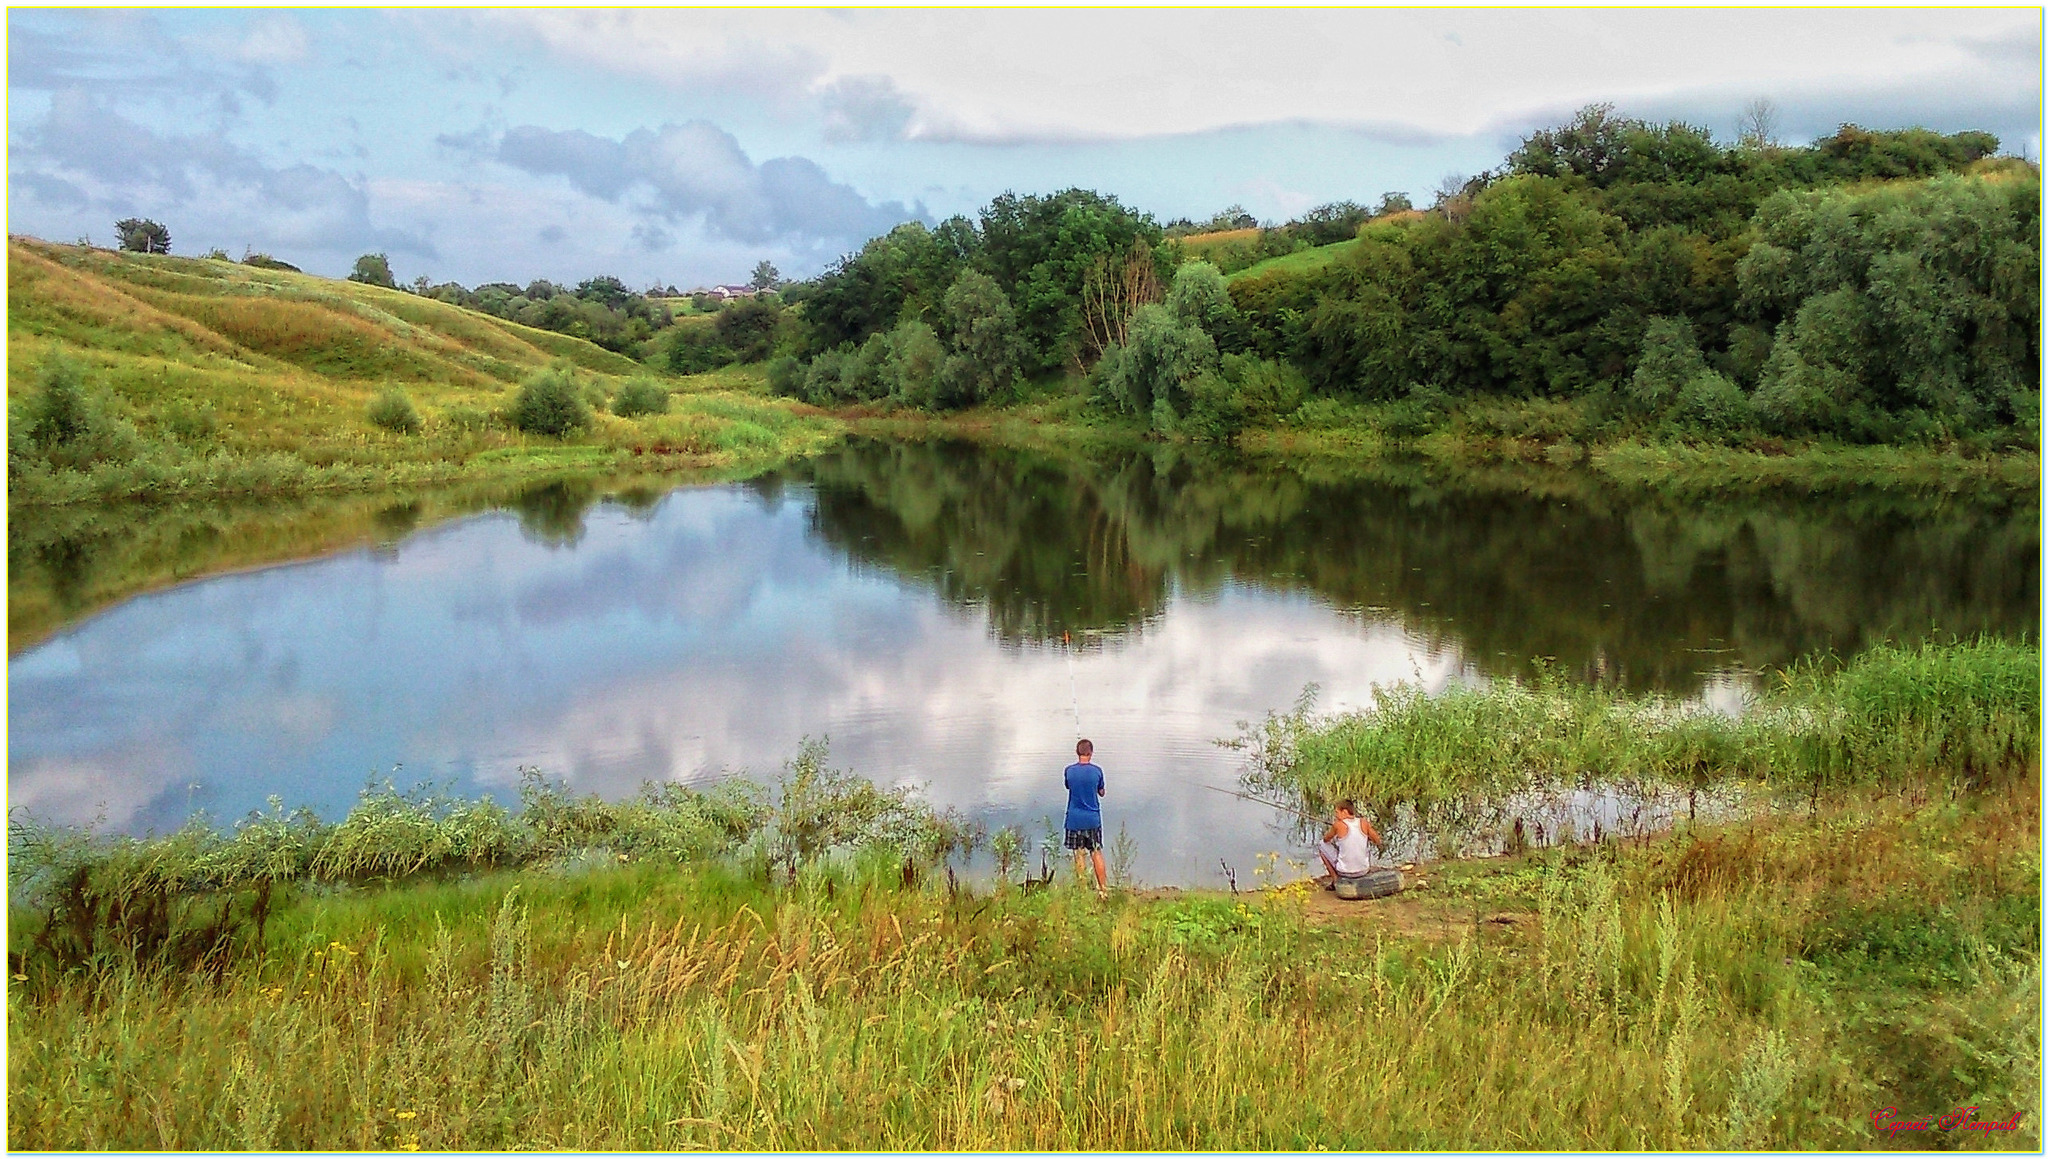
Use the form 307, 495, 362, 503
1076, 738, 1093, 757
1335, 798, 1356, 815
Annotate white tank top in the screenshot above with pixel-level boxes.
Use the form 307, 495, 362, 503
1334, 816, 1373, 875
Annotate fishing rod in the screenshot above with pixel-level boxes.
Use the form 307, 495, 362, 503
1200, 783, 1323, 824
1062, 630, 1082, 740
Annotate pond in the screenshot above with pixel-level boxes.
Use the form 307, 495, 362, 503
8, 437, 2038, 884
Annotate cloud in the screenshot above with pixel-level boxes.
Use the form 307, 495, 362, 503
485, 9, 2040, 148
8, 9, 287, 106
819, 74, 916, 143
11, 89, 434, 259
493, 120, 923, 246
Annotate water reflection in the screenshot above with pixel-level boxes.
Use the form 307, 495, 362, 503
7, 437, 2035, 885
788, 438, 2036, 689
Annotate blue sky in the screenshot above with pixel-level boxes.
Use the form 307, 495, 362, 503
8, 8, 2040, 290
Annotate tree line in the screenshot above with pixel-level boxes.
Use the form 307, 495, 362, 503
764, 108, 2035, 448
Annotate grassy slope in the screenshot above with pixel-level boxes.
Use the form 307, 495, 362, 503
1224, 236, 1360, 282
7, 784, 2036, 1150
6, 238, 842, 506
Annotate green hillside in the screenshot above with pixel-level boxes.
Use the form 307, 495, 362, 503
5, 238, 840, 508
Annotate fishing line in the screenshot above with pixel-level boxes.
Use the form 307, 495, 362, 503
1063, 630, 1082, 739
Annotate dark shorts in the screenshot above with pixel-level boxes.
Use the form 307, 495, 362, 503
1064, 827, 1103, 852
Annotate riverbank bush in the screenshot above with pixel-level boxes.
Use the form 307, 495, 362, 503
8, 781, 2035, 1149
1235, 637, 2038, 822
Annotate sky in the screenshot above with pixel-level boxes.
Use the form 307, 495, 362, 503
7, 8, 2041, 290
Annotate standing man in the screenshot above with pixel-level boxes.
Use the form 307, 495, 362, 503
1064, 739, 1108, 898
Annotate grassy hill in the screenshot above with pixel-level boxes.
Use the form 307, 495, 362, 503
6, 237, 840, 508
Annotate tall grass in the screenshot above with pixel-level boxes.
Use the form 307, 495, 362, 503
9, 785, 2037, 1149
1238, 638, 2039, 820
6, 743, 979, 981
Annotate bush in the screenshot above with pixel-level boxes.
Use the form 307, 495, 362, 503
766, 356, 805, 399
1182, 353, 1310, 439
612, 377, 671, 418
1380, 383, 1455, 440
506, 365, 591, 437
24, 355, 93, 447
665, 324, 738, 374
365, 386, 421, 433
444, 406, 496, 433
1094, 303, 1218, 429
714, 298, 784, 363
1667, 371, 1751, 439
13, 355, 145, 471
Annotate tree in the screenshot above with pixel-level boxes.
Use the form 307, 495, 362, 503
976, 188, 1164, 375
1080, 237, 1163, 365
1736, 98, 1781, 151
715, 298, 785, 363
1374, 192, 1414, 216
114, 218, 170, 254
750, 260, 781, 291
348, 253, 397, 288
937, 268, 1023, 407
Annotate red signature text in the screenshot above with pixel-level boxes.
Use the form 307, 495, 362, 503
1872, 1106, 2026, 1136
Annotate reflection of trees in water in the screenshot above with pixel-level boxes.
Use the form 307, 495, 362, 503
790, 438, 2038, 692
510, 479, 601, 548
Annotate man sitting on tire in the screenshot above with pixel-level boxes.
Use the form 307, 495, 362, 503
1316, 799, 1381, 890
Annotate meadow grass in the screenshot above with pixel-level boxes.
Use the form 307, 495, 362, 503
1224, 237, 1362, 282
8, 779, 2036, 1150
6, 239, 844, 509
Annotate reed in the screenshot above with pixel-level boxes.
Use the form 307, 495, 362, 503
1238, 638, 2038, 818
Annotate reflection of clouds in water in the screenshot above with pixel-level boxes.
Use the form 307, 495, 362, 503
459, 566, 1474, 881
6, 478, 1621, 880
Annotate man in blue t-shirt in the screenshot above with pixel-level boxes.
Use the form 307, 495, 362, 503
1064, 738, 1108, 897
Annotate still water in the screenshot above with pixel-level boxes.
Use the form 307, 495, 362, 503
8, 438, 2037, 883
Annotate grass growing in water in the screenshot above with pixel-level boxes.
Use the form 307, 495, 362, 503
1237, 638, 2038, 821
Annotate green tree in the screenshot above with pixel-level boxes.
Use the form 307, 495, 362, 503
977, 189, 1164, 375
114, 218, 170, 254
1095, 303, 1218, 427
715, 298, 784, 363
348, 253, 397, 288
750, 260, 781, 291
937, 269, 1023, 407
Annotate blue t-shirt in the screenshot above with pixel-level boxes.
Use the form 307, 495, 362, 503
1064, 761, 1104, 831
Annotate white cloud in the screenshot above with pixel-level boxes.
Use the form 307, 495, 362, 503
485, 9, 2040, 146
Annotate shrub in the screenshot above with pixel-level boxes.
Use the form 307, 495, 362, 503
1629, 317, 1710, 414
14, 355, 145, 471
802, 349, 850, 405
766, 355, 805, 399
24, 355, 93, 447
366, 385, 421, 434
444, 406, 496, 433
612, 377, 671, 418
1094, 303, 1218, 428
714, 298, 784, 363
665, 324, 738, 374
1667, 371, 1751, 438
507, 365, 591, 437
